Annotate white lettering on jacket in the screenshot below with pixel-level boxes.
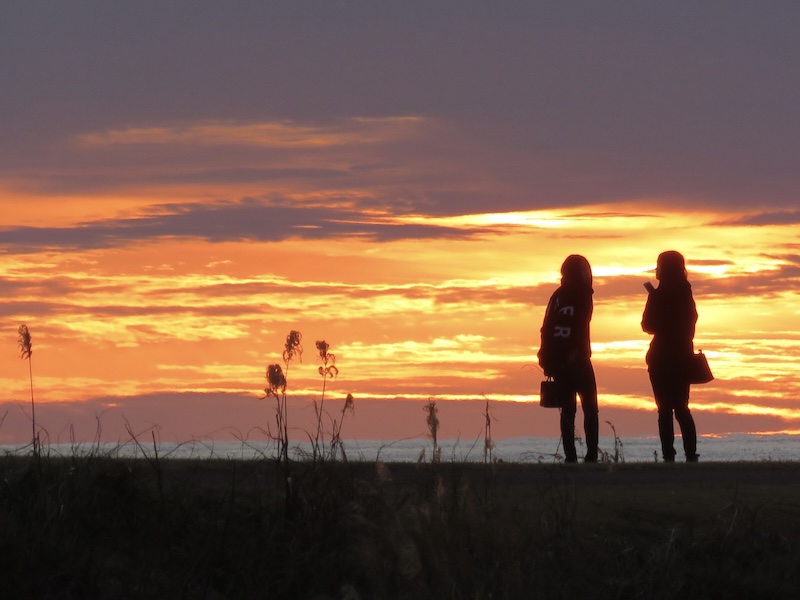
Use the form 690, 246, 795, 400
554, 326, 571, 338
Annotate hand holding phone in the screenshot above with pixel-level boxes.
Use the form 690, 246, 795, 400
643, 281, 655, 293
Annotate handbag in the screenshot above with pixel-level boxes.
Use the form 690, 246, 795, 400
688, 350, 714, 384
540, 376, 564, 408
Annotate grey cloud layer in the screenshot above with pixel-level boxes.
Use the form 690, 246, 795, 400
2, 195, 799, 281
2, 2, 799, 214
724, 211, 800, 226
0, 200, 493, 251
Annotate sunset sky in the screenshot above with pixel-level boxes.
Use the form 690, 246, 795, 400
1, 2, 799, 449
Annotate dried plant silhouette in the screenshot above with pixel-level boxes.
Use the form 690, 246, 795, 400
263, 329, 303, 499
312, 339, 338, 461
483, 397, 495, 464
264, 363, 288, 458
600, 420, 625, 463
17, 324, 37, 456
330, 393, 355, 461
423, 398, 440, 463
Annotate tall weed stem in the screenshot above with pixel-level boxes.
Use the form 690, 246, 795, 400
18, 324, 37, 457
313, 340, 338, 462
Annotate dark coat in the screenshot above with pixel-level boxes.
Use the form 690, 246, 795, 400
642, 279, 697, 374
537, 282, 593, 377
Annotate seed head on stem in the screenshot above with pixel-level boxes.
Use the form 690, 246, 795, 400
265, 363, 287, 397
18, 324, 37, 455
283, 330, 303, 364
315, 339, 338, 378
18, 325, 32, 360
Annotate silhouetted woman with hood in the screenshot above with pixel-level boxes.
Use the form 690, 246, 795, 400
642, 250, 699, 462
537, 254, 599, 463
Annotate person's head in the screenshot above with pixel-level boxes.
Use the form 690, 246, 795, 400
561, 254, 592, 288
656, 250, 687, 282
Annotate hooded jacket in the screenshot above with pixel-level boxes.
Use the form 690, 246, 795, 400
642, 278, 697, 374
537, 256, 594, 377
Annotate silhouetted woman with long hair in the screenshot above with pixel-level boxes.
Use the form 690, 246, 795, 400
538, 254, 599, 463
642, 250, 699, 462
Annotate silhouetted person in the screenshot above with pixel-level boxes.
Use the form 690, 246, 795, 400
537, 255, 599, 463
642, 250, 699, 462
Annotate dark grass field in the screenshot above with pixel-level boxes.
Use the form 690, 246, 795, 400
2, 455, 800, 599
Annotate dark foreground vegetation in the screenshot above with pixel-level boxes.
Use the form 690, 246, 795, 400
2, 453, 800, 599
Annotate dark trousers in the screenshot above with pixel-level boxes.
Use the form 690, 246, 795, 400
557, 360, 599, 462
649, 372, 697, 461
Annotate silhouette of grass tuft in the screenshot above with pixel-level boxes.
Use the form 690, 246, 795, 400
2, 453, 800, 598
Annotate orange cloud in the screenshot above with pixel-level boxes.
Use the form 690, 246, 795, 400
2, 202, 800, 444
78, 117, 428, 149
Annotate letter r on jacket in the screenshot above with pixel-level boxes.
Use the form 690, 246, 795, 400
554, 326, 571, 338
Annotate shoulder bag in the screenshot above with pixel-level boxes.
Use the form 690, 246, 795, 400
540, 376, 564, 408
689, 350, 714, 385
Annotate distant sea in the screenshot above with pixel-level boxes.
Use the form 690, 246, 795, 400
4, 433, 799, 463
